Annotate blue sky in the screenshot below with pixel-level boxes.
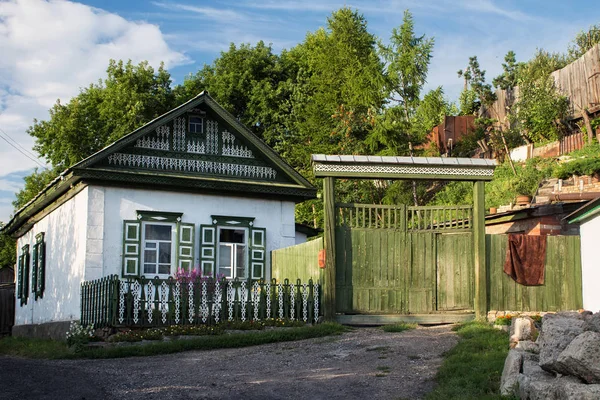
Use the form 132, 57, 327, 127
0, 0, 598, 223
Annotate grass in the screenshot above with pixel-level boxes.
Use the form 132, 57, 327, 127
381, 323, 417, 333
0, 322, 347, 359
426, 321, 514, 400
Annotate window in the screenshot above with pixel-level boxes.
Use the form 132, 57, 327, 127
200, 216, 266, 280
142, 222, 175, 278
189, 116, 203, 134
122, 211, 195, 278
217, 228, 247, 279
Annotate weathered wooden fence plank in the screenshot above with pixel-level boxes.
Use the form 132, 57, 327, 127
271, 238, 323, 283
487, 235, 583, 312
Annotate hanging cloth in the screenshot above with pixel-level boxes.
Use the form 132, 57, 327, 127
503, 234, 546, 286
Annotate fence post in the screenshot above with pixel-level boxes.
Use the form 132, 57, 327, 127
323, 177, 336, 320
473, 181, 488, 320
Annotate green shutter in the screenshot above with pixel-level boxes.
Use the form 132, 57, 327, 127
17, 254, 23, 301
200, 225, 216, 277
31, 243, 38, 297
177, 223, 195, 272
35, 233, 46, 299
122, 220, 141, 277
20, 245, 30, 306
249, 227, 266, 279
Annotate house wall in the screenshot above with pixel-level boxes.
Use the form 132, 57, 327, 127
100, 186, 297, 280
580, 215, 600, 312
15, 187, 89, 326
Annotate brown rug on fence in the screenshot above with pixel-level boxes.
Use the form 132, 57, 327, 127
503, 234, 546, 286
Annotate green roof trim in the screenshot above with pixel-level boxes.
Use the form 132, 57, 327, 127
567, 202, 600, 224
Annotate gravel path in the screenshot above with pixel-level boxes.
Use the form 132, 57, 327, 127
0, 325, 458, 400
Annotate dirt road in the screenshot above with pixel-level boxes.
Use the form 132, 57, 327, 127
0, 325, 458, 400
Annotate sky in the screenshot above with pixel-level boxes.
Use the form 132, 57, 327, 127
0, 0, 598, 223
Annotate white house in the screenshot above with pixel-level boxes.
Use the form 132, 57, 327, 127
2, 92, 316, 336
566, 197, 600, 312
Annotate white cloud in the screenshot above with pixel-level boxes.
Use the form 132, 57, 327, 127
0, 0, 187, 222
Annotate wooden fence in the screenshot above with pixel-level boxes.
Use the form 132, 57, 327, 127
559, 132, 585, 155
0, 267, 15, 336
0, 283, 15, 336
81, 276, 320, 328
486, 43, 600, 126
336, 203, 473, 232
487, 235, 582, 312
333, 203, 474, 314
271, 238, 323, 283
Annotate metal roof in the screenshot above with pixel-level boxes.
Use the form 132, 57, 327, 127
311, 154, 497, 167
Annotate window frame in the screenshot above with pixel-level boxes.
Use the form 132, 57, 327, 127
141, 221, 177, 279
188, 115, 204, 134
216, 226, 249, 280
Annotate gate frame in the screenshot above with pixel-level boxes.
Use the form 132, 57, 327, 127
311, 155, 497, 320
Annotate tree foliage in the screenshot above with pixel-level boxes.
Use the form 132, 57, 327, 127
568, 24, 600, 61
0, 228, 16, 269
12, 168, 62, 211
492, 51, 523, 90
29, 60, 174, 170
512, 62, 569, 142
173, 42, 289, 144
457, 56, 496, 113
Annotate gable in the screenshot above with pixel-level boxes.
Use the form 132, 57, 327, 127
72, 92, 316, 199
95, 105, 282, 183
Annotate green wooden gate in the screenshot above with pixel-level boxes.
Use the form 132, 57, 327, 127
335, 203, 474, 314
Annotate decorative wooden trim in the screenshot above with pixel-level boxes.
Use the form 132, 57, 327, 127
75, 168, 316, 201
211, 215, 255, 227
312, 154, 496, 181
136, 210, 183, 222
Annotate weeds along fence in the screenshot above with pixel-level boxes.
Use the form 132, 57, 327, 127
81, 276, 320, 329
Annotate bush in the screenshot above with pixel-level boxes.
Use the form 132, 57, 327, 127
555, 157, 600, 179
65, 321, 95, 349
494, 315, 513, 326
162, 325, 223, 336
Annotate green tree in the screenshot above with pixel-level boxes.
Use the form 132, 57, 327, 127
410, 86, 453, 144
380, 10, 434, 120
279, 7, 386, 170
492, 51, 523, 90
173, 42, 288, 144
365, 10, 435, 158
513, 60, 569, 143
0, 227, 16, 269
29, 60, 174, 169
457, 56, 496, 114
568, 24, 600, 61
13, 168, 62, 210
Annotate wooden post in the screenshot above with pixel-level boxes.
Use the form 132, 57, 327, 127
473, 181, 487, 320
323, 177, 336, 320
581, 108, 594, 145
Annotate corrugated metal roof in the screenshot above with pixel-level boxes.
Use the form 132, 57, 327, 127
311, 154, 497, 167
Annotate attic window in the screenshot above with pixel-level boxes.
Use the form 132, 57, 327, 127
189, 116, 204, 134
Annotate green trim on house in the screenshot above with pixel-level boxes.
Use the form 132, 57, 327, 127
210, 215, 255, 227
74, 168, 316, 200
136, 210, 183, 222
565, 197, 600, 224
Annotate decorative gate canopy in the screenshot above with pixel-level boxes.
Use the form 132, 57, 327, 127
312, 154, 497, 181
311, 154, 497, 322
